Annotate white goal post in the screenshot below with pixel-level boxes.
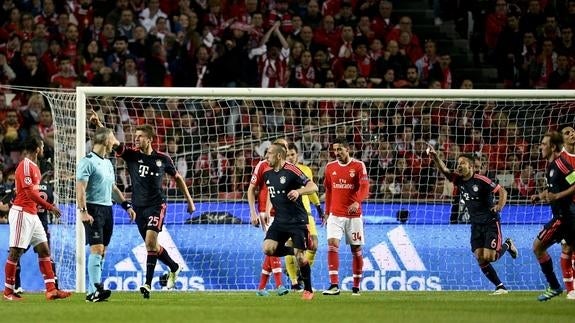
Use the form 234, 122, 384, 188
39, 87, 575, 292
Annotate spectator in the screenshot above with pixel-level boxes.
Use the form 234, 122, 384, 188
371, 0, 395, 41
267, 0, 293, 34
520, 0, 546, 37
529, 38, 557, 89
495, 13, 522, 88
547, 54, 570, 89
314, 15, 340, 55
386, 16, 421, 52
556, 25, 575, 61
510, 163, 536, 199
398, 30, 423, 64
415, 39, 438, 84
139, 0, 168, 33
106, 0, 130, 26
428, 52, 452, 89
106, 36, 131, 72
334, 2, 357, 27
303, 0, 323, 29
50, 56, 78, 88
13, 53, 49, 88
249, 21, 290, 88
374, 39, 410, 81
355, 16, 376, 43
460, 78, 474, 89
116, 9, 139, 41
290, 50, 317, 88
484, 0, 507, 63
30, 22, 49, 57
295, 121, 322, 166
0, 53, 16, 84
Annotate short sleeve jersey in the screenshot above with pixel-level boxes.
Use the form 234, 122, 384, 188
76, 151, 115, 206
117, 144, 177, 207
262, 162, 310, 225
13, 158, 43, 214
450, 173, 501, 224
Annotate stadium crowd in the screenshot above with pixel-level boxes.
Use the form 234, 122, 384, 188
1, 0, 575, 211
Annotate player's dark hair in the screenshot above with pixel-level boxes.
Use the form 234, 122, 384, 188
21, 135, 43, 153
545, 131, 563, 152
287, 142, 298, 152
457, 153, 476, 164
93, 127, 112, 145
333, 136, 350, 148
136, 124, 155, 140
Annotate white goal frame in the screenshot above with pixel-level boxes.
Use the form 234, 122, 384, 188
71, 87, 574, 292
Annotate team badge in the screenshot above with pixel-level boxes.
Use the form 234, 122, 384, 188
549, 170, 554, 177
472, 185, 478, 192
24, 176, 32, 185
156, 160, 163, 167
349, 169, 355, 178
280, 176, 286, 184
251, 175, 257, 182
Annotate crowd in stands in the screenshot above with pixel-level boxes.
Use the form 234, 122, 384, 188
1, 0, 575, 208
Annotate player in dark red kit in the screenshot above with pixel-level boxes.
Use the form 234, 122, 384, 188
531, 131, 575, 301
261, 143, 318, 300
428, 145, 517, 295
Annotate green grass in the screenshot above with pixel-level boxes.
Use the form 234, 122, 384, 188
3, 291, 573, 323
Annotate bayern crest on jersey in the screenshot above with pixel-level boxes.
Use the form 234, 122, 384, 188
24, 176, 32, 185
472, 185, 478, 192
280, 176, 286, 184
156, 159, 162, 167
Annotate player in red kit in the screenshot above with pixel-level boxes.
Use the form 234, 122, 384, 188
3, 136, 71, 301
247, 139, 289, 296
558, 126, 575, 299
322, 137, 370, 296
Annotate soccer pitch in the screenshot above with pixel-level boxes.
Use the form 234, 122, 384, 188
2, 291, 573, 323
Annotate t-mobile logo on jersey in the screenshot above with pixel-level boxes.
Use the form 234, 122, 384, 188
342, 226, 442, 291
138, 164, 149, 177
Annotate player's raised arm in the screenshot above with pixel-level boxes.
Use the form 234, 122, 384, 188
427, 143, 452, 178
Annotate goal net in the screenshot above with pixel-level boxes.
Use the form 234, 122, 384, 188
33, 88, 575, 292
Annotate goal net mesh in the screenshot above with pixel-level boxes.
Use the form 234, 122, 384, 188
36, 89, 574, 292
